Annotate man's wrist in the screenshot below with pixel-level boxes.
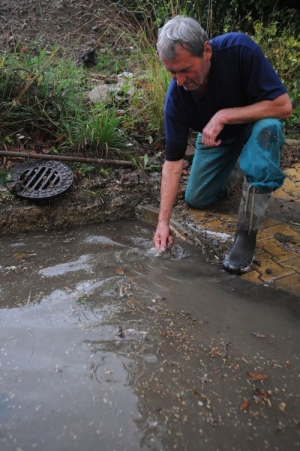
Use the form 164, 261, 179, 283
158, 218, 169, 226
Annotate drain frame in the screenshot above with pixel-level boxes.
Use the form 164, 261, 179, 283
6, 160, 73, 200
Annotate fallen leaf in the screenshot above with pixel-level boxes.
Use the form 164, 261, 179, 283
248, 372, 269, 381
116, 267, 124, 275
240, 398, 250, 410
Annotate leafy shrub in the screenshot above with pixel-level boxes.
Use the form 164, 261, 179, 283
252, 21, 300, 133
0, 49, 127, 153
113, 0, 300, 36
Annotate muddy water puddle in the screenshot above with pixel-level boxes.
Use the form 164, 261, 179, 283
0, 221, 299, 451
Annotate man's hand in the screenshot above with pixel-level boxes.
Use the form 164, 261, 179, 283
201, 95, 293, 147
153, 223, 174, 251
201, 112, 224, 147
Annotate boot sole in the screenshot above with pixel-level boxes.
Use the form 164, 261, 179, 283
222, 258, 253, 275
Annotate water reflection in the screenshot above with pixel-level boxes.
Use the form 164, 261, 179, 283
0, 221, 299, 451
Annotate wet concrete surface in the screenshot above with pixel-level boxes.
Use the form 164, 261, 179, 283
0, 221, 299, 451
138, 161, 300, 298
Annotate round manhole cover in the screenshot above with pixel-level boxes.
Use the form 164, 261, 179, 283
6, 160, 73, 200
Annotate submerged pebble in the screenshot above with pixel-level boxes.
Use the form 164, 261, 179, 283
147, 247, 165, 257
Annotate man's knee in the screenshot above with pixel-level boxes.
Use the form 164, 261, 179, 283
240, 118, 285, 192
185, 187, 220, 209
252, 119, 285, 150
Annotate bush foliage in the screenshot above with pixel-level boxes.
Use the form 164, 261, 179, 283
0, 0, 299, 159
114, 0, 300, 35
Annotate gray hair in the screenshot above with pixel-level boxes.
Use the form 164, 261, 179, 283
157, 16, 208, 60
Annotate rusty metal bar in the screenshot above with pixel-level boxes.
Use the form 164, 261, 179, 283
0, 150, 134, 166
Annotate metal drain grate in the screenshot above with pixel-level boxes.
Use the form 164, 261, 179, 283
6, 160, 73, 200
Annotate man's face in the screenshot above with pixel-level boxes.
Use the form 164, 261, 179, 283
162, 42, 212, 92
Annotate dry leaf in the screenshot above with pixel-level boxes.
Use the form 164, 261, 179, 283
248, 372, 269, 381
240, 398, 250, 410
116, 267, 124, 275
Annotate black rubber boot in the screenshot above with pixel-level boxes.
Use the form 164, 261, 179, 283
222, 227, 258, 274
222, 181, 271, 275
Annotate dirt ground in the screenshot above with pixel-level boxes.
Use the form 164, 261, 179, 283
0, 0, 299, 232
0, 0, 112, 60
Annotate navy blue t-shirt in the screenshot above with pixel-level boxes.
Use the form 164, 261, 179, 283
164, 32, 287, 161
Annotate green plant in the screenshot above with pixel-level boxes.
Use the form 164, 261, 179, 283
1, 0, 299, 159
129, 151, 162, 170
99, 167, 111, 177
113, 0, 300, 35
112, 0, 202, 29
142, 152, 162, 170
251, 20, 300, 136
59, 103, 125, 152
129, 51, 170, 139
76, 298, 85, 304
0, 168, 10, 185
72, 163, 95, 177
0, 46, 129, 154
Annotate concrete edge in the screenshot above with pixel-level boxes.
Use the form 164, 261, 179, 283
135, 204, 233, 262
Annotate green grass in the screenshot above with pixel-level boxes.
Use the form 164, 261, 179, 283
0, 2, 299, 168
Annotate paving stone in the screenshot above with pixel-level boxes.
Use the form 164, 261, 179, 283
272, 274, 300, 297
240, 269, 262, 283
280, 256, 300, 272
259, 224, 300, 239
261, 216, 284, 228
250, 254, 295, 283
257, 237, 300, 262
284, 167, 300, 182
276, 178, 299, 199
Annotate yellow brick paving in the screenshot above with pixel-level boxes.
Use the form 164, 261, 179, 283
189, 163, 300, 297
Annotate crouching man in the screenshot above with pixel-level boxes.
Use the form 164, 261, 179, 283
153, 16, 292, 274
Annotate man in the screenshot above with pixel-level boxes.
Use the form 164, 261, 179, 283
153, 15, 292, 274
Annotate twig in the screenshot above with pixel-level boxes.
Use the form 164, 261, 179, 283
0, 150, 134, 166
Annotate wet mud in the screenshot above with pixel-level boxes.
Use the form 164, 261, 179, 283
0, 221, 299, 451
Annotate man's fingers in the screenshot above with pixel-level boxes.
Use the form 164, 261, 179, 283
202, 135, 222, 147
166, 235, 174, 248
153, 234, 166, 250
153, 231, 173, 250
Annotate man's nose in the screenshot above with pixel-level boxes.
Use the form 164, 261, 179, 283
175, 73, 185, 86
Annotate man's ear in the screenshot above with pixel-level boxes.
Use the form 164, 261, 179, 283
203, 41, 212, 60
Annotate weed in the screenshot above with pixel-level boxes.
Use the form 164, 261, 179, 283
0, 0, 299, 162
274, 232, 293, 243
72, 163, 95, 177
0, 168, 10, 185
76, 298, 85, 304
99, 167, 110, 177
129, 151, 162, 171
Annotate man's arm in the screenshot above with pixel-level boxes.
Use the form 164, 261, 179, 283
202, 93, 293, 147
153, 159, 184, 250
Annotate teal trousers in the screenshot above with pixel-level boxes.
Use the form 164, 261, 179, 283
185, 119, 286, 208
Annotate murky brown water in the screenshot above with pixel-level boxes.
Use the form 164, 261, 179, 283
0, 221, 299, 451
